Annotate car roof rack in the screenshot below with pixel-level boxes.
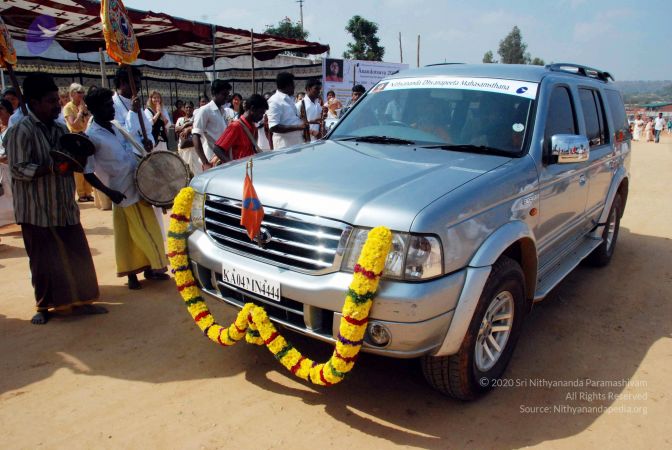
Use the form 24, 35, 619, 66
547, 63, 614, 82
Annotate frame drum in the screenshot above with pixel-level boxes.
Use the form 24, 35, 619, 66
135, 150, 190, 207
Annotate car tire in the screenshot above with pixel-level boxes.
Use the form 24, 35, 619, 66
585, 193, 622, 267
421, 256, 526, 400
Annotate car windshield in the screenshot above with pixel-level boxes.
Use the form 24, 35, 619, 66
330, 81, 535, 155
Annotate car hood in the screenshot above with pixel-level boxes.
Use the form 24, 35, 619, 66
194, 140, 511, 230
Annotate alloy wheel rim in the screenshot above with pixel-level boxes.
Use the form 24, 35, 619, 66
475, 290, 514, 372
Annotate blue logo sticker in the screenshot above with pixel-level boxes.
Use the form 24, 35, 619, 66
516, 87, 529, 94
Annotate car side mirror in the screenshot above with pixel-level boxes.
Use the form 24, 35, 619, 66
551, 134, 590, 164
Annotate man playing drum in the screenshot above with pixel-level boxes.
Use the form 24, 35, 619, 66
82, 88, 169, 290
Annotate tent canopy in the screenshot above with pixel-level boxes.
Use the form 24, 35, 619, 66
0, 0, 329, 66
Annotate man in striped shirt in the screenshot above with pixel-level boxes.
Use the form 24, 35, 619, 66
3, 73, 106, 324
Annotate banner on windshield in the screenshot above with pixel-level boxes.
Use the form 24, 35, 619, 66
370, 76, 539, 100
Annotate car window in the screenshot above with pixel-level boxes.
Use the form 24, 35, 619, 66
544, 86, 577, 144
579, 88, 609, 146
605, 89, 630, 140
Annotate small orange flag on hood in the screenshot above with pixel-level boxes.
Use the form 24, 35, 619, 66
240, 162, 264, 241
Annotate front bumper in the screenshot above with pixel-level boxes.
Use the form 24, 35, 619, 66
188, 229, 467, 358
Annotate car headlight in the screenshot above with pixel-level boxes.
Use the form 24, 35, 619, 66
190, 192, 205, 230
342, 228, 443, 280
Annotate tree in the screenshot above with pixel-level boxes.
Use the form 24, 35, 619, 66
343, 15, 385, 61
264, 17, 308, 40
482, 50, 497, 64
264, 17, 309, 56
497, 26, 529, 64
481, 26, 544, 66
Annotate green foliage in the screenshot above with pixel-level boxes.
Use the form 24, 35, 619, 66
483, 51, 497, 63
264, 17, 309, 56
497, 26, 529, 64
343, 15, 385, 61
482, 26, 544, 66
264, 17, 308, 40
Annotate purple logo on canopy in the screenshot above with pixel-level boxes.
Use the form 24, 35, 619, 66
27, 15, 62, 55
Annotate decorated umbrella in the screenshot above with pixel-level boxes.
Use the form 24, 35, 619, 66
0, 15, 27, 115
100, 0, 148, 143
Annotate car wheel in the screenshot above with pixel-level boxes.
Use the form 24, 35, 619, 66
421, 256, 526, 400
585, 193, 622, 267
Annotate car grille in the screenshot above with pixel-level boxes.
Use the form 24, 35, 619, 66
204, 194, 352, 273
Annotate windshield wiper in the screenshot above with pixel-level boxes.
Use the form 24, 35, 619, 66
422, 144, 513, 157
335, 135, 416, 145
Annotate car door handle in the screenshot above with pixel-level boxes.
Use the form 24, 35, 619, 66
579, 174, 587, 186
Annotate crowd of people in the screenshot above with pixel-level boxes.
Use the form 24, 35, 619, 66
631, 112, 670, 143
0, 68, 366, 326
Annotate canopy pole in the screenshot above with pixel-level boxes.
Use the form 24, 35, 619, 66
417, 35, 420, 68
168, 80, 173, 116
211, 24, 217, 81
250, 29, 256, 94
399, 32, 403, 64
76, 52, 84, 85
98, 48, 108, 88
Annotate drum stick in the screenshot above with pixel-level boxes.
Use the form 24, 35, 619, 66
4, 63, 27, 115
124, 64, 149, 144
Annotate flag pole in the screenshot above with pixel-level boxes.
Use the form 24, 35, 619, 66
123, 63, 149, 143
247, 159, 253, 182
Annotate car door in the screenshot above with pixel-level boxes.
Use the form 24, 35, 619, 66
578, 87, 615, 225
536, 84, 590, 269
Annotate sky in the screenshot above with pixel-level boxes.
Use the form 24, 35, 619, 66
126, 0, 671, 81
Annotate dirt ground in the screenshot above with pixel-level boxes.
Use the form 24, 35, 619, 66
0, 134, 670, 450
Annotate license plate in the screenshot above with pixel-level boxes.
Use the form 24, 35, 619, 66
220, 263, 281, 302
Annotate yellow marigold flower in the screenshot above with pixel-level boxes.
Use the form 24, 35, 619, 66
267, 336, 286, 354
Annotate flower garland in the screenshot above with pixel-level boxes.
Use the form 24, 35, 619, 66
168, 187, 392, 386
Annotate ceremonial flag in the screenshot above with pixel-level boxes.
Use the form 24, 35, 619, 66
0, 16, 17, 68
240, 164, 264, 241
101, 0, 140, 65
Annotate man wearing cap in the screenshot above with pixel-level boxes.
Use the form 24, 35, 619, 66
3, 73, 105, 324
82, 88, 169, 290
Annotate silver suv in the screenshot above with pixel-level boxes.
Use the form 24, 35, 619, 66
187, 63, 630, 399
